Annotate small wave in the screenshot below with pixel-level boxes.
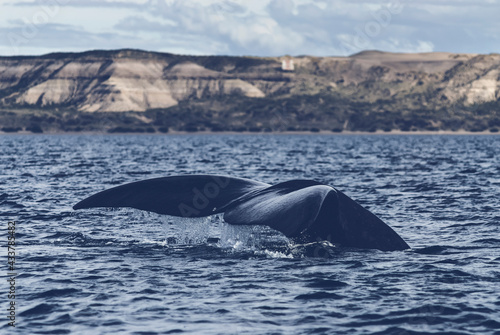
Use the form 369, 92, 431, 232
130, 296, 163, 303
413, 246, 455, 255
52, 172, 71, 178
305, 279, 349, 290
481, 319, 500, 330
43, 278, 75, 284
46, 313, 73, 327
20, 303, 56, 317
49, 231, 119, 247
126, 171, 153, 176
77, 275, 106, 281
294, 292, 344, 300
389, 304, 461, 317
0, 200, 25, 208
32, 288, 81, 299
473, 238, 500, 244
24, 256, 57, 263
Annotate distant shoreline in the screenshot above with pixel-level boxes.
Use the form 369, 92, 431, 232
2, 49, 500, 137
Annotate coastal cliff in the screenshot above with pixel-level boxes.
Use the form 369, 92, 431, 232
1, 49, 499, 133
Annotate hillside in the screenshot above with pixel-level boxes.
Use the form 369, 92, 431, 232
0, 49, 499, 133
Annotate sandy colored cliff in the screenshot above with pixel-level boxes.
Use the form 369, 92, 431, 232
0, 49, 499, 133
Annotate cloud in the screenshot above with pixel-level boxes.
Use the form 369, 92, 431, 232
10, 0, 148, 8
126, 0, 308, 55
0, 0, 499, 56
0, 23, 137, 55
114, 16, 176, 32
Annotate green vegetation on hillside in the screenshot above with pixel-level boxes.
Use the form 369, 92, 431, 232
1, 94, 499, 133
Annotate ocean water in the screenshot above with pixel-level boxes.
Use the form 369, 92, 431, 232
1, 134, 499, 335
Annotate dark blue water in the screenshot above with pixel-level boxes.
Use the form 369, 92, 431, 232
1, 134, 499, 335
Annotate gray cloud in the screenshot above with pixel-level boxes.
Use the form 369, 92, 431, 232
114, 16, 175, 32
1, 0, 499, 56
1, 23, 132, 54
11, 0, 145, 8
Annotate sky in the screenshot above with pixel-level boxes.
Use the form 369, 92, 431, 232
0, 0, 499, 57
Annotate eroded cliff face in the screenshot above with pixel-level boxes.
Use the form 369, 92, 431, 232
440, 54, 500, 105
1, 49, 499, 114
0, 52, 270, 112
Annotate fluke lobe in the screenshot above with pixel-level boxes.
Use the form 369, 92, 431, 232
73, 175, 410, 251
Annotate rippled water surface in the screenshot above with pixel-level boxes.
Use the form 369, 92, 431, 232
1, 134, 499, 335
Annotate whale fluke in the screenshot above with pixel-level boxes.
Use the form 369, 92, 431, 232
73, 175, 269, 216
74, 175, 409, 251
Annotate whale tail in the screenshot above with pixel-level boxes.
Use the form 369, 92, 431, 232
74, 175, 409, 251
73, 175, 269, 217
222, 183, 409, 251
